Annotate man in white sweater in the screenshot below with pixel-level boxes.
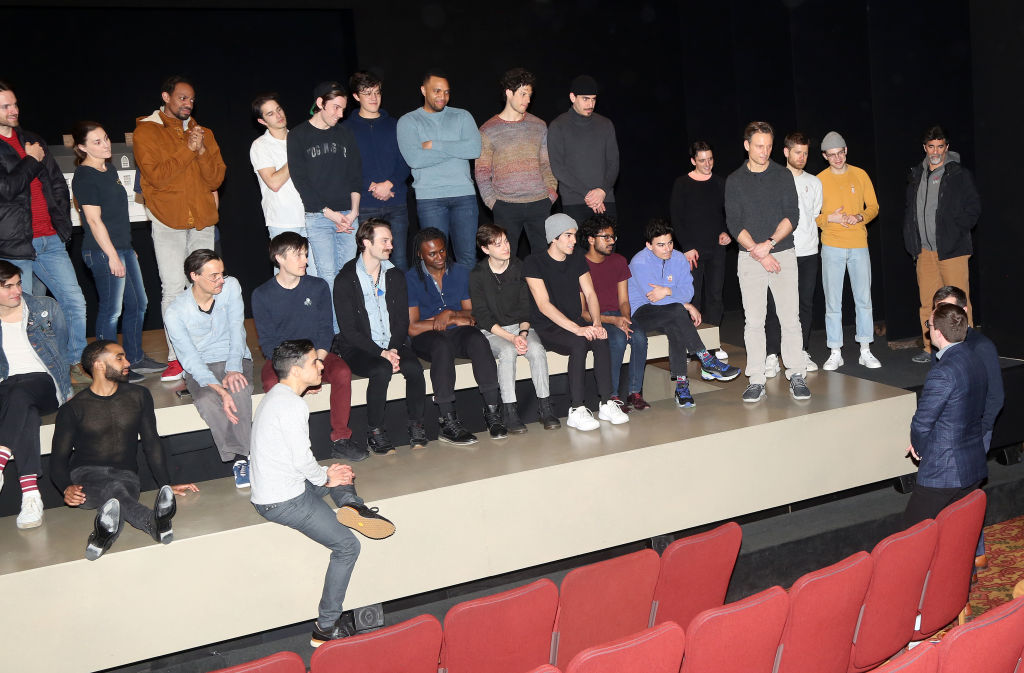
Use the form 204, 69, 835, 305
249, 339, 395, 648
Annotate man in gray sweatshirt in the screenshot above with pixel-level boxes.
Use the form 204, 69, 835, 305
725, 121, 809, 403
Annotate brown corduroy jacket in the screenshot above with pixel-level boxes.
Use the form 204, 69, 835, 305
133, 109, 226, 230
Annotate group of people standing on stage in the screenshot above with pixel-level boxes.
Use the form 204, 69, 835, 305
0, 64, 993, 647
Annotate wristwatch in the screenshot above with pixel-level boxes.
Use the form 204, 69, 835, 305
518, 329, 530, 337
768, 238, 776, 248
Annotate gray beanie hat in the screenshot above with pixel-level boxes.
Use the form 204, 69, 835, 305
545, 213, 578, 243
821, 131, 846, 152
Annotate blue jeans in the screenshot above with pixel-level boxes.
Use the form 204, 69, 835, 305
5, 235, 88, 365
82, 248, 148, 364
360, 204, 410, 272
603, 310, 648, 396
305, 212, 358, 331
820, 245, 873, 348
415, 195, 479, 269
253, 482, 363, 628
268, 226, 318, 278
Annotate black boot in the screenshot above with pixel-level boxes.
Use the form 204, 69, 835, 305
408, 420, 429, 450
366, 427, 396, 455
438, 412, 478, 445
537, 397, 561, 430
151, 485, 176, 544
484, 404, 508, 439
86, 498, 121, 561
503, 402, 527, 434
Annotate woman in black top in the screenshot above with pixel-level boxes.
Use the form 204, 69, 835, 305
72, 121, 160, 380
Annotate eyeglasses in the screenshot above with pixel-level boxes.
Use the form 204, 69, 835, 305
924, 320, 932, 330
359, 88, 382, 98
594, 234, 617, 241
824, 148, 847, 160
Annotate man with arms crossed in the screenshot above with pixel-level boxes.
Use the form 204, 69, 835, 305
51, 339, 198, 560
249, 93, 316, 276
134, 75, 225, 382
250, 339, 394, 648
397, 70, 482, 269
725, 121, 809, 403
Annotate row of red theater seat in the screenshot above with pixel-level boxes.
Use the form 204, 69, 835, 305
214, 489, 1007, 673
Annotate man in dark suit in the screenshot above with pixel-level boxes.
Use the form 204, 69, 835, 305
904, 302, 988, 528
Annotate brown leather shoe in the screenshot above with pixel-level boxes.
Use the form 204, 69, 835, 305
975, 554, 988, 569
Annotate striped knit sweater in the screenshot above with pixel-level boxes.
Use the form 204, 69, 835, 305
475, 112, 557, 209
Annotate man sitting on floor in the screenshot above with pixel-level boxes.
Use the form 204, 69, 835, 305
51, 340, 198, 560
252, 232, 366, 462
628, 219, 740, 408
164, 249, 253, 488
250, 339, 394, 648
0, 259, 72, 529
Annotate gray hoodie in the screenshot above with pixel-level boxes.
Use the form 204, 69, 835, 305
916, 150, 961, 251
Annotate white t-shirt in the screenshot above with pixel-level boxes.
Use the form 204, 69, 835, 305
249, 130, 305, 229
2, 319, 48, 377
791, 170, 823, 257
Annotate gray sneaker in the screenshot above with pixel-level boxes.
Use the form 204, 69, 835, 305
912, 350, 932, 364
790, 374, 811, 400
131, 356, 166, 374
742, 383, 766, 403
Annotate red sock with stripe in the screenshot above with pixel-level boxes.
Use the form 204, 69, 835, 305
0, 447, 11, 472
20, 474, 39, 494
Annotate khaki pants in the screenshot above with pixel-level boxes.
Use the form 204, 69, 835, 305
737, 249, 805, 385
916, 250, 971, 352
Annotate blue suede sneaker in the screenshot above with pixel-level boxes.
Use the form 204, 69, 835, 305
700, 353, 742, 381
232, 459, 250, 489
674, 378, 695, 408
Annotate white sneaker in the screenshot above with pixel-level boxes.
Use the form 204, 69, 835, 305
0, 469, 4, 494
598, 399, 630, 425
859, 349, 882, 369
567, 405, 600, 431
764, 354, 780, 378
804, 351, 818, 372
823, 351, 844, 371
715, 348, 728, 360
16, 491, 43, 529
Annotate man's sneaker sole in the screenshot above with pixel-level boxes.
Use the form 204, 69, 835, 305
337, 506, 396, 539
161, 372, 184, 382
438, 435, 478, 446
742, 388, 767, 403
675, 397, 695, 408
700, 367, 741, 382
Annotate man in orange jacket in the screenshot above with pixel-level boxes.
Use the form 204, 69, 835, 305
133, 75, 226, 382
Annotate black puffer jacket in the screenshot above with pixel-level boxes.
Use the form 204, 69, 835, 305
903, 158, 981, 261
0, 128, 73, 260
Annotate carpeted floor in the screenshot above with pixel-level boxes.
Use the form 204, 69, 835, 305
970, 515, 1024, 618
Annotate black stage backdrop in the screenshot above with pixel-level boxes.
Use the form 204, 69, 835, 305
1, 0, 1013, 352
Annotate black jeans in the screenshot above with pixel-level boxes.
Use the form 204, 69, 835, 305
0, 373, 58, 478
903, 481, 983, 530
411, 326, 500, 413
631, 303, 707, 379
767, 253, 819, 354
535, 323, 612, 407
493, 198, 552, 259
342, 345, 426, 428
562, 202, 618, 231
691, 245, 727, 326
70, 465, 153, 538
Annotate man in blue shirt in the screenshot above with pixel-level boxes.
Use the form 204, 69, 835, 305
164, 249, 252, 488
407, 227, 505, 444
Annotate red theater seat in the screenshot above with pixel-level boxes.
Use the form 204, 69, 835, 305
914, 490, 987, 640
440, 579, 558, 673
776, 551, 874, 673
870, 643, 939, 673
211, 651, 306, 673
552, 549, 661, 668
679, 586, 788, 673
563, 621, 685, 673
938, 596, 1024, 672
849, 519, 938, 672
523, 667, 561, 673
652, 522, 742, 629
309, 614, 441, 673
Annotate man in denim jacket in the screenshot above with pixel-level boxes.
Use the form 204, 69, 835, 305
0, 260, 72, 529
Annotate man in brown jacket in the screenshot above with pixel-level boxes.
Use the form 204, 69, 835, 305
134, 75, 226, 381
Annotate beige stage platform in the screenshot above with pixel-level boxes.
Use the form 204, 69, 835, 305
1, 344, 917, 673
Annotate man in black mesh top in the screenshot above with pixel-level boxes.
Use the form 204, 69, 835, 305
51, 340, 198, 560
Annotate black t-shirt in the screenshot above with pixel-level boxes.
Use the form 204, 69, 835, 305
72, 164, 133, 250
522, 249, 589, 328
286, 121, 363, 212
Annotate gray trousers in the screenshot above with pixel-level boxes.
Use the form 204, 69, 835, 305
737, 249, 806, 385
184, 359, 253, 462
253, 482, 363, 628
482, 325, 550, 403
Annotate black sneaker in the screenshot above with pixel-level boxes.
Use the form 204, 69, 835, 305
483, 404, 508, 439
537, 398, 561, 430
127, 369, 145, 383
366, 427, 396, 455
912, 350, 932, 364
742, 383, 767, 403
131, 356, 166, 374
151, 485, 176, 544
332, 437, 370, 462
336, 502, 396, 539
674, 378, 695, 408
438, 412, 478, 445
503, 402, 527, 434
86, 498, 121, 561
789, 374, 811, 400
311, 612, 355, 648
408, 420, 429, 450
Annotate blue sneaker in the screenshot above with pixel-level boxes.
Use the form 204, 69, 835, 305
232, 459, 250, 489
700, 355, 742, 382
674, 378, 695, 408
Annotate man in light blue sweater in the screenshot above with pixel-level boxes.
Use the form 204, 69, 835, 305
397, 70, 481, 269
628, 219, 739, 407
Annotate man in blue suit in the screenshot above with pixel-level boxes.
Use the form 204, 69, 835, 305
904, 302, 988, 528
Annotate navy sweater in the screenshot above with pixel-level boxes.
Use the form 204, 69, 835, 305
343, 110, 410, 209
251, 275, 335, 357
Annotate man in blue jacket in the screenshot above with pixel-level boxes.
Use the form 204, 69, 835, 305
903, 302, 988, 528
628, 219, 739, 408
